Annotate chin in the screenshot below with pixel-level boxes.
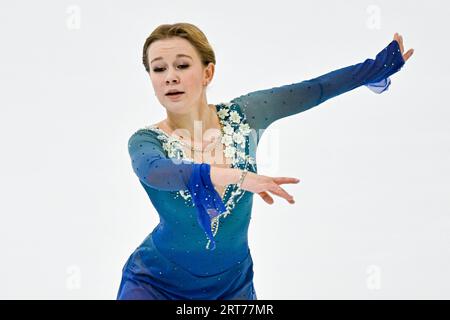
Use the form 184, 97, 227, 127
161, 101, 192, 114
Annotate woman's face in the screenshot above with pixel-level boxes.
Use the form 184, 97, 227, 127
146, 37, 214, 113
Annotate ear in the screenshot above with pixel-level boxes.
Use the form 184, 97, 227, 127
204, 62, 215, 84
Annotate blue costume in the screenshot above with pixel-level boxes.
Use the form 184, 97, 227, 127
117, 40, 405, 299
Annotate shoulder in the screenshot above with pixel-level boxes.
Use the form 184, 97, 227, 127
128, 126, 161, 148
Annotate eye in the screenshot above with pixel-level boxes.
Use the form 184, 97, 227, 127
152, 64, 190, 73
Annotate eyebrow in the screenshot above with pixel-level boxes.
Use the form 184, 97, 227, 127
150, 54, 193, 64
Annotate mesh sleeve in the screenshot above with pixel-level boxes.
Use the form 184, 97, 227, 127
128, 129, 195, 191
128, 129, 227, 250
230, 39, 405, 144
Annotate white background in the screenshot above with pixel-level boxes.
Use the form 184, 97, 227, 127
0, 0, 448, 299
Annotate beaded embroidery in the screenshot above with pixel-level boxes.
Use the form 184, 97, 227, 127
138, 102, 257, 249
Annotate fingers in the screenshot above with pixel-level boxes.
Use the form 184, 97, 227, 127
258, 191, 274, 205
393, 32, 403, 53
393, 32, 398, 43
403, 48, 414, 61
272, 177, 300, 185
267, 184, 295, 204
399, 34, 404, 53
394, 32, 414, 62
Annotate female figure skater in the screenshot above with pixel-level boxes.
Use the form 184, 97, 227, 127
117, 23, 413, 300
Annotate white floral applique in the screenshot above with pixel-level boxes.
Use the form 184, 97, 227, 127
217, 108, 229, 119
229, 110, 241, 123
206, 102, 257, 249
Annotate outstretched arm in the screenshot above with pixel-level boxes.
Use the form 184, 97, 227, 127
127, 129, 303, 248
230, 34, 413, 145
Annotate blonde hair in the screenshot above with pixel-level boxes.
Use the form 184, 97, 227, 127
142, 22, 216, 73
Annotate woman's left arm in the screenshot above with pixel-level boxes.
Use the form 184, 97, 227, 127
230, 32, 414, 143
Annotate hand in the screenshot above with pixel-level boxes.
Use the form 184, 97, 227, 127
393, 32, 414, 62
239, 172, 300, 205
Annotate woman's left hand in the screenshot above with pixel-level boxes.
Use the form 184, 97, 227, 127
394, 32, 414, 62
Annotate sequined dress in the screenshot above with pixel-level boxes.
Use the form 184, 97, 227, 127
116, 39, 405, 300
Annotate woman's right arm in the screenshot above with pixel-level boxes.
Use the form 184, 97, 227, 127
128, 129, 300, 249
128, 129, 231, 250
128, 129, 197, 190
129, 129, 299, 203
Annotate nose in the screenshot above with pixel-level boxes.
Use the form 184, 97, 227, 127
165, 69, 180, 85
166, 78, 179, 84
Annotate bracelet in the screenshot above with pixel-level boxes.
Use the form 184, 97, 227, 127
236, 169, 248, 189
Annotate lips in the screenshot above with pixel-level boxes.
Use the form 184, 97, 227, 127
166, 91, 185, 96
166, 92, 185, 100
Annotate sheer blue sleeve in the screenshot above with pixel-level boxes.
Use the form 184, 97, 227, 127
186, 163, 227, 250
128, 129, 227, 250
230, 39, 405, 144
365, 77, 391, 94
128, 129, 195, 191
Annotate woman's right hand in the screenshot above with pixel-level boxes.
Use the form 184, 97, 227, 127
239, 171, 300, 205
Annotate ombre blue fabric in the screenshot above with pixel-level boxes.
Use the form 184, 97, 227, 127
365, 77, 391, 93
186, 163, 228, 251
117, 39, 405, 300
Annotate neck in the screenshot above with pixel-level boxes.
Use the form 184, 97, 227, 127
164, 101, 219, 144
